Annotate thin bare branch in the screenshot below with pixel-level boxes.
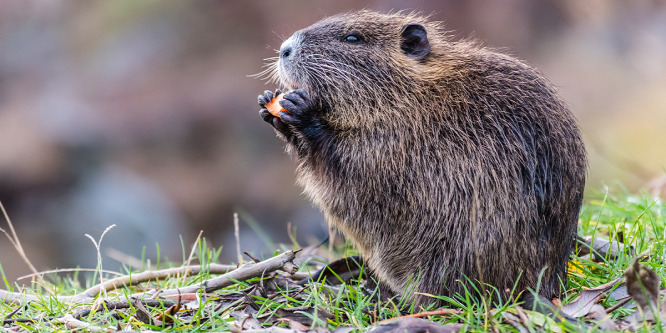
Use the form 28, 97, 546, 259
181, 230, 204, 286
55, 314, 114, 332
1, 250, 298, 305
85, 224, 116, 298
18, 268, 125, 281
157, 250, 299, 296
234, 213, 242, 264
0, 201, 46, 291
71, 263, 235, 303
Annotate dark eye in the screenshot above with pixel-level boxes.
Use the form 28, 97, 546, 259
344, 34, 361, 43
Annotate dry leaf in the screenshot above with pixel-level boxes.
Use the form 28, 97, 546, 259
275, 306, 332, 327
155, 302, 181, 324
130, 297, 162, 327
561, 277, 623, 317
584, 303, 618, 331
501, 311, 530, 333
277, 317, 310, 330
622, 259, 665, 325
231, 311, 263, 330
299, 256, 364, 286
624, 260, 660, 310
579, 236, 633, 261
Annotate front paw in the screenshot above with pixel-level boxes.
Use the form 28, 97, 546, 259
258, 89, 292, 135
277, 89, 316, 129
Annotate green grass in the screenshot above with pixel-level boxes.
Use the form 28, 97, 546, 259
1, 186, 665, 332
574, 187, 664, 289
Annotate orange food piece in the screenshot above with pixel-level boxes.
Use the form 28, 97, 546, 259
266, 93, 288, 117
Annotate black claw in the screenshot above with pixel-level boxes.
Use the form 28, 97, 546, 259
259, 90, 274, 108
259, 109, 273, 123
293, 89, 308, 100
278, 110, 295, 124
278, 99, 297, 113
283, 92, 305, 106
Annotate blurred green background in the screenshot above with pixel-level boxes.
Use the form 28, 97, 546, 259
1, 1, 665, 283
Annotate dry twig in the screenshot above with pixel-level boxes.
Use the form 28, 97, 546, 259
71, 263, 235, 302
235, 212, 243, 264
72, 298, 175, 319
184, 231, 203, 268
157, 250, 299, 296
18, 268, 125, 281
55, 314, 114, 332
0, 250, 298, 304
0, 201, 44, 288
84, 224, 116, 298
373, 309, 465, 325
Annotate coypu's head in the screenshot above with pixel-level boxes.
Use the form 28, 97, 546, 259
271, 11, 450, 124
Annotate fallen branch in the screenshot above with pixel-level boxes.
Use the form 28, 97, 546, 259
231, 327, 307, 333
1, 250, 298, 305
72, 298, 176, 319
71, 263, 235, 302
0, 290, 42, 304
604, 297, 633, 314
284, 272, 310, 281
18, 268, 125, 281
2, 318, 39, 325
55, 314, 114, 332
157, 250, 299, 296
373, 309, 465, 325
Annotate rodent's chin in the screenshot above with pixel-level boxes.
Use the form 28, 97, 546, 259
277, 60, 304, 90
277, 70, 300, 91
278, 74, 306, 95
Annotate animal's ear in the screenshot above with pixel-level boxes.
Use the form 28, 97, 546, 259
400, 24, 430, 59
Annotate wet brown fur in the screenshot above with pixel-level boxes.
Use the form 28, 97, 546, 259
266, 11, 586, 307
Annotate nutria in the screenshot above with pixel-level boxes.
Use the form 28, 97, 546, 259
257, 11, 586, 308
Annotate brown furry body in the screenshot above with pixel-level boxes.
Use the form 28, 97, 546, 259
258, 11, 586, 306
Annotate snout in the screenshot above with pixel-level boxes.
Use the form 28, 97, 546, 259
277, 33, 303, 90
279, 33, 301, 64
